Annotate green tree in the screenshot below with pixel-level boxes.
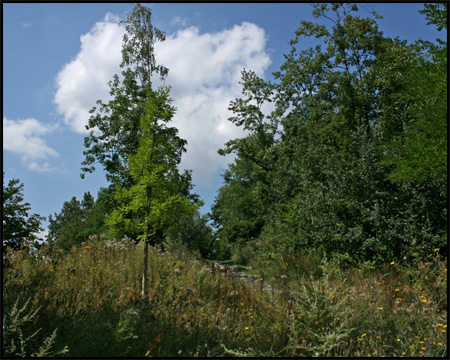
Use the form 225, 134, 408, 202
2, 173, 45, 250
380, 3, 447, 192
81, 4, 168, 187
106, 87, 199, 297
47, 192, 106, 251
214, 3, 447, 263
81, 4, 201, 249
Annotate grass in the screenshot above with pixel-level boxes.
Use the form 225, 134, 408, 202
2, 236, 447, 357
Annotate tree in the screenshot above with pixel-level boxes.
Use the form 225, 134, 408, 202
106, 87, 199, 297
213, 3, 447, 264
47, 191, 106, 251
380, 3, 447, 193
81, 4, 168, 187
2, 173, 45, 251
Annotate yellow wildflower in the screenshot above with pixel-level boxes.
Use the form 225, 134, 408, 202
391, 261, 395, 265
434, 248, 440, 252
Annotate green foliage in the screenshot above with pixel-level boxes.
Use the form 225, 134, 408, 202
2, 296, 69, 357
165, 210, 214, 258
81, 4, 168, 187
2, 172, 45, 251
212, 2, 447, 264
105, 87, 199, 243
47, 191, 106, 251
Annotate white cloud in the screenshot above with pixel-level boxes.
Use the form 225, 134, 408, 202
22, 22, 32, 28
155, 22, 271, 186
171, 16, 187, 27
54, 15, 271, 187
3, 117, 59, 172
54, 13, 125, 133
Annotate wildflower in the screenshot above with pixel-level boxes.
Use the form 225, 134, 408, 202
377, 307, 383, 310
419, 295, 424, 299
402, 352, 406, 355
437, 324, 443, 327
438, 343, 443, 346
434, 248, 440, 252
391, 261, 395, 265
245, 327, 249, 330
397, 339, 401, 342
442, 330, 446, 333
362, 334, 367, 337
376, 336, 380, 339
443, 325, 447, 328
396, 298, 403, 301
394, 289, 400, 292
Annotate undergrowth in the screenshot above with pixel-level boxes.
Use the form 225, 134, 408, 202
2, 236, 447, 357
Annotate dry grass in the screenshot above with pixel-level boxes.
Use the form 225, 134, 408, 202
2, 237, 447, 357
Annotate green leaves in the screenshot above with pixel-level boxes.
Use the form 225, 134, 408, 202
213, 2, 447, 264
106, 87, 198, 243
119, 3, 168, 86
3, 173, 45, 250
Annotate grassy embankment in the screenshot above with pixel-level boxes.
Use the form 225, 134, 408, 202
2, 235, 447, 357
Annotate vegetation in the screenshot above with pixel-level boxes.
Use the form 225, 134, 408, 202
2, 3, 447, 357
2, 172, 45, 251
212, 3, 447, 265
2, 238, 447, 357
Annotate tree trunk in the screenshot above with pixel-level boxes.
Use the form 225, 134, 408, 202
142, 239, 149, 298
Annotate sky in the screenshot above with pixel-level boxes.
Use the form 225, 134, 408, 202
3, 2, 444, 239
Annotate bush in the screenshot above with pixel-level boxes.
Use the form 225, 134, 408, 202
2, 297, 69, 357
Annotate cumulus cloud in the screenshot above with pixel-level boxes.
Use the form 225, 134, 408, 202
54, 13, 125, 133
155, 22, 271, 186
54, 15, 271, 187
3, 117, 59, 172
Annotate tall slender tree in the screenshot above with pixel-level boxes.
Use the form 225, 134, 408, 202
81, 4, 168, 187
106, 87, 198, 297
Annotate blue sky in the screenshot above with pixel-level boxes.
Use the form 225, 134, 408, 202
3, 3, 443, 238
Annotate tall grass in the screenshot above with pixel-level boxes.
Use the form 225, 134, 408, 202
2, 236, 447, 357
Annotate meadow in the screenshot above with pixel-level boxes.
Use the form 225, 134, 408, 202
2, 236, 447, 357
